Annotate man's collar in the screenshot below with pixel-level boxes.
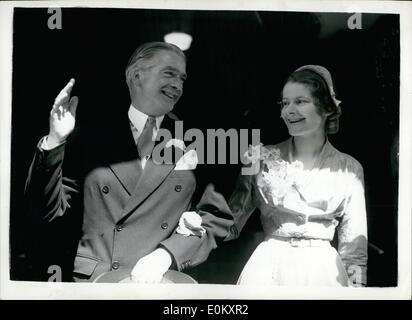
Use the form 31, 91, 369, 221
128, 105, 165, 132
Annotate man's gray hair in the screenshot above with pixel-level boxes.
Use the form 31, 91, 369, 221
125, 41, 185, 86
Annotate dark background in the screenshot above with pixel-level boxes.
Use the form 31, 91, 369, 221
10, 8, 399, 286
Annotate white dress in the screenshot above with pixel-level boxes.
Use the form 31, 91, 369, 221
228, 138, 368, 286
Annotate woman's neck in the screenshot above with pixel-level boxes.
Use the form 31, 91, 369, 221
291, 131, 326, 167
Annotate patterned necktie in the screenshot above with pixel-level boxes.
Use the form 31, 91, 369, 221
136, 116, 157, 159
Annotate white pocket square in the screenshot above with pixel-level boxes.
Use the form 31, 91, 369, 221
175, 149, 198, 170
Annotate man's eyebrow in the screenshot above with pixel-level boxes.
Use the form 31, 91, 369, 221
162, 66, 187, 80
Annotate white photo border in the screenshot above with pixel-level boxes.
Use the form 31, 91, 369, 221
1, 0, 411, 300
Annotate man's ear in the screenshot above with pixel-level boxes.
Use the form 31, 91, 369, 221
130, 67, 143, 86
132, 68, 142, 83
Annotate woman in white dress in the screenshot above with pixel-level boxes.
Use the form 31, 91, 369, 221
227, 65, 368, 286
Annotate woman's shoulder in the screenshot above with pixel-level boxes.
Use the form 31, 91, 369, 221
327, 142, 364, 178
264, 139, 289, 149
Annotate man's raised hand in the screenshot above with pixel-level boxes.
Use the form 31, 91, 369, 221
47, 78, 79, 148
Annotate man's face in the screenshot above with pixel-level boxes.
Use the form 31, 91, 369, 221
133, 50, 187, 116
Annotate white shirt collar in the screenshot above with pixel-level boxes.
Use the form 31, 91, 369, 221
128, 105, 165, 133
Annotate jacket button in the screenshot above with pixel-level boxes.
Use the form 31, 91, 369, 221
116, 225, 123, 232
296, 215, 305, 224
161, 222, 168, 230
112, 261, 120, 270
174, 184, 182, 192
102, 186, 109, 194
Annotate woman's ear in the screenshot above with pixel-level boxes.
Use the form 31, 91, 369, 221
323, 110, 333, 117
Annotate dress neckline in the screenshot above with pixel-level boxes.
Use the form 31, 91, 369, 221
286, 137, 330, 196
287, 137, 329, 170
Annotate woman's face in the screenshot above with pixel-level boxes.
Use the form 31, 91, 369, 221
280, 81, 327, 137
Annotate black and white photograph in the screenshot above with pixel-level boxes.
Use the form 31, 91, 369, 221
0, 0, 411, 301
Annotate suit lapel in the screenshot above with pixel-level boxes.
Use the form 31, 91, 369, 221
120, 159, 175, 220
119, 113, 178, 221
109, 160, 141, 196
108, 112, 141, 196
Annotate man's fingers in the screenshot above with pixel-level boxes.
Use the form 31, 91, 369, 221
61, 78, 75, 95
53, 79, 75, 108
69, 96, 79, 115
54, 92, 69, 108
131, 267, 164, 283
130, 274, 161, 284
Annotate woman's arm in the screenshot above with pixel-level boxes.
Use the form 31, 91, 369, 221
337, 166, 368, 287
225, 172, 258, 241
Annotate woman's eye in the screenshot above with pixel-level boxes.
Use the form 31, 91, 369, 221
296, 99, 309, 105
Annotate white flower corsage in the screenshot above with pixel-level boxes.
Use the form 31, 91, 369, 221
245, 144, 303, 206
